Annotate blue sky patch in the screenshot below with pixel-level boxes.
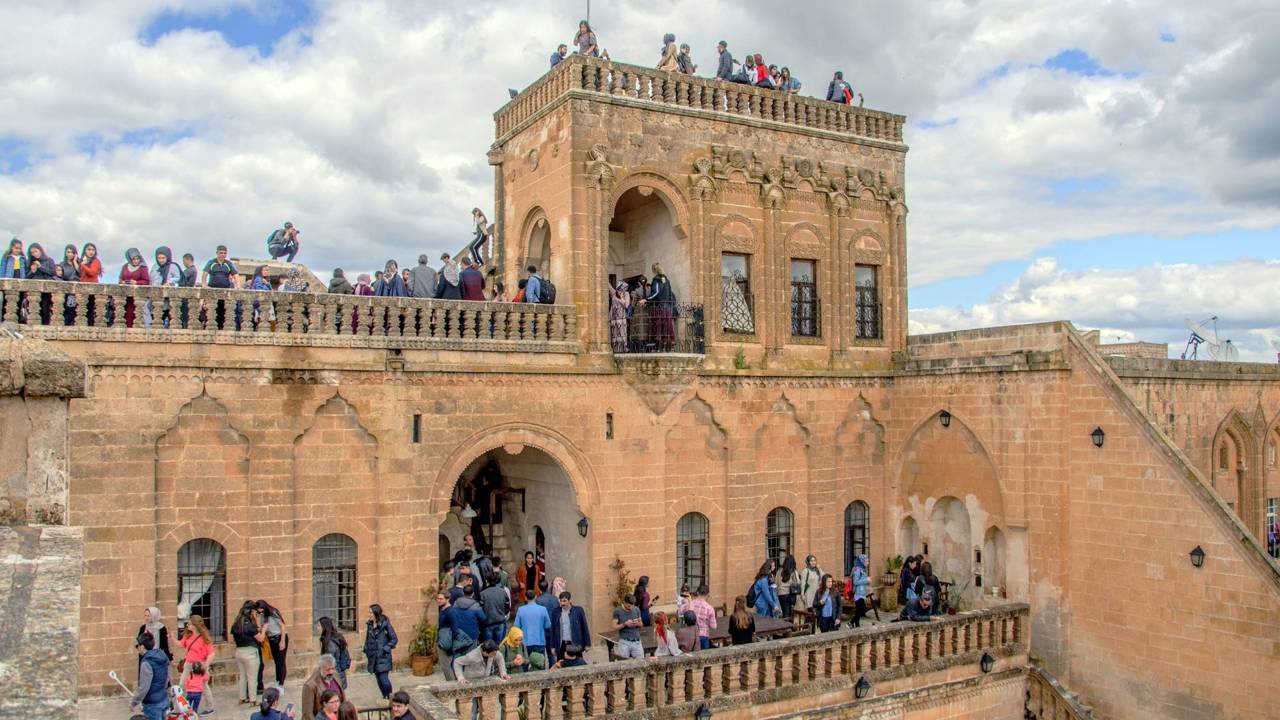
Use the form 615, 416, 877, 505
1042, 49, 1136, 79
140, 0, 314, 57
0, 138, 37, 175
1050, 175, 1115, 197
1160, 31, 1176, 43
914, 117, 958, 131
76, 127, 197, 158
911, 227, 1280, 309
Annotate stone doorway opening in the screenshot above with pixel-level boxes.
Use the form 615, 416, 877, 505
439, 446, 591, 608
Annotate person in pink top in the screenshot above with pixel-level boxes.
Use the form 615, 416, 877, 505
689, 584, 717, 650
180, 614, 216, 714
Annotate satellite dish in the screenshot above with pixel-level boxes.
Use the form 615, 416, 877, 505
1209, 339, 1239, 362
1181, 317, 1215, 360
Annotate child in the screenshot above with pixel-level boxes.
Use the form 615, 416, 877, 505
551, 644, 586, 669
184, 660, 207, 712
675, 584, 691, 615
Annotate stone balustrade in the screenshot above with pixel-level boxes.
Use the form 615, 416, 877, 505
0, 280, 577, 352
1026, 664, 1094, 719
496, 54, 906, 144
414, 604, 1028, 720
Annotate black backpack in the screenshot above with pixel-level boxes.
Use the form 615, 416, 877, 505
745, 579, 758, 609
538, 277, 557, 304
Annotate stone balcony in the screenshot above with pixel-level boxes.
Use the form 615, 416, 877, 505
495, 54, 907, 147
413, 604, 1030, 720
0, 279, 577, 353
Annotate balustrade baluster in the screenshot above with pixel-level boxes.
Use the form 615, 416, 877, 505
587, 680, 607, 716
856, 640, 869, 673
49, 288, 66, 327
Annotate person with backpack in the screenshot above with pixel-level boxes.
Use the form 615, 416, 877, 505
314, 617, 350, 689
826, 71, 854, 105
524, 265, 543, 304
131, 633, 170, 720
899, 555, 921, 606
266, 222, 300, 263
750, 559, 781, 618
912, 561, 944, 615
479, 567, 511, 644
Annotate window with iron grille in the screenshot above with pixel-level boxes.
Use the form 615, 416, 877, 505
177, 538, 227, 639
844, 501, 870, 576
313, 533, 358, 631
676, 512, 709, 591
790, 260, 819, 337
720, 253, 754, 334
1268, 498, 1279, 559
765, 507, 794, 567
855, 265, 881, 339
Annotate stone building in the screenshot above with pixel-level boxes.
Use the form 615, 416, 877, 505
0, 54, 1277, 720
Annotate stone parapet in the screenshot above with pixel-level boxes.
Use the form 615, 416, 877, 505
1027, 663, 1094, 719
0, 279, 577, 353
495, 54, 906, 147
414, 604, 1028, 720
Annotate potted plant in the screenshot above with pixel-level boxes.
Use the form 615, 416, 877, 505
408, 581, 440, 676
881, 555, 903, 588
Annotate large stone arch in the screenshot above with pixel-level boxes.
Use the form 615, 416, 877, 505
898, 409, 1009, 605
1212, 409, 1261, 535
607, 169, 692, 239
518, 205, 552, 275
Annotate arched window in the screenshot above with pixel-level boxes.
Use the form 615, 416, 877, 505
844, 501, 870, 575
676, 513, 709, 591
765, 507, 794, 567
178, 539, 226, 639
438, 534, 451, 574
313, 533, 358, 631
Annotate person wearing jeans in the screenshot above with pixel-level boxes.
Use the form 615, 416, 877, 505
612, 595, 645, 660
230, 601, 264, 703
255, 600, 288, 688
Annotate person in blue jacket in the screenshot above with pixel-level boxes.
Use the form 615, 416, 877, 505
548, 590, 591, 663
753, 559, 781, 617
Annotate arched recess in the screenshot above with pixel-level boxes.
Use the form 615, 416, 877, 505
607, 170, 693, 305
899, 410, 1007, 605
292, 394, 379, 638
1212, 410, 1260, 536
899, 516, 920, 557
715, 214, 758, 338
982, 526, 1007, 598
157, 519, 247, 640
519, 206, 551, 275
662, 395, 729, 600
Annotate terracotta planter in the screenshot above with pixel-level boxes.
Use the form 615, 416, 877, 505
410, 653, 436, 676
880, 571, 898, 587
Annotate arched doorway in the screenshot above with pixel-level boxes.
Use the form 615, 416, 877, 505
608, 186, 688, 299
525, 217, 550, 276
439, 446, 592, 609
929, 497, 972, 598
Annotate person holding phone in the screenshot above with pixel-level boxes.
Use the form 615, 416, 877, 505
249, 686, 295, 719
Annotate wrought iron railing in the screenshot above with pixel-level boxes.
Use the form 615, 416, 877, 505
623, 302, 705, 354
720, 275, 755, 334
790, 280, 820, 337
855, 285, 881, 339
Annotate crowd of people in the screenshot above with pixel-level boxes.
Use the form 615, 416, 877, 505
129, 600, 416, 720
547, 19, 865, 107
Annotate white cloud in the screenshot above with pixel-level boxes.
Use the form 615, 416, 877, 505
909, 257, 1280, 361
0, 0, 1276, 313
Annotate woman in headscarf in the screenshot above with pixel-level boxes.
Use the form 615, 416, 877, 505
608, 279, 630, 353
657, 33, 679, 71
137, 606, 172, 664
59, 244, 80, 324
435, 254, 461, 300
350, 272, 374, 334
551, 577, 566, 599
850, 554, 871, 627
499, 625, 529, 673
151, 246, 181, 328
247, 265, 273, 330
118, 248, 150, 328
281, 266, 309, 292
328, 268, 354, 294
799, 554, 824, 610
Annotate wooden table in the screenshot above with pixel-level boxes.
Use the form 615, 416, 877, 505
599, 615, 793, 659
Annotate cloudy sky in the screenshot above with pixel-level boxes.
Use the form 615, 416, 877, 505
2, 0, 1278, 359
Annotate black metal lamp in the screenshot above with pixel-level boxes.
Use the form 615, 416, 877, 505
578, 516, 590, 538
1091, 426, 1105, 448
855, 676, 871, 699
939, 410, 952, 428
695, 704, 712, 720
1189, 545, 1205, 568
980, 652, 995, 674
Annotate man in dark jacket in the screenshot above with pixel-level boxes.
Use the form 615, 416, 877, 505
534, 578, 558, 618
715, 41, 734, 80
898, 590, 938, 622
479, 574, 512, 644
131, 634, 170, 720
548, 591, 591, 662
302, 654, 346, 720
459, 257, 486, 301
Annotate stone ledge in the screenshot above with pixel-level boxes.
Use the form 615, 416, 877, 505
1106, 356, 1280, 381
0, 336, 86, 398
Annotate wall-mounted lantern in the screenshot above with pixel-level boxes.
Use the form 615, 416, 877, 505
939, 410, 952, 428
980, 652, 995, 674
855, 676, 871, 699
1189, 545, 1205, 568
1091, 427, 1105, 448
578, 517, 590, 538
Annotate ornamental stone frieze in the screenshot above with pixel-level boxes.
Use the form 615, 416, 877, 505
688, 144, 906, 213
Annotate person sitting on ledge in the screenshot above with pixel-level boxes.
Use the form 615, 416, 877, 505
551, 43, 568, 68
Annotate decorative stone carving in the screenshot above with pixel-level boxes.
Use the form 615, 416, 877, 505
760, 167, 786, 207
584, 144, 617, 189
689, 156, 718, 200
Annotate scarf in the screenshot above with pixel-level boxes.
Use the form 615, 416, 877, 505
282, 267, 308, 292
145, 606, 164, 639
441, 260, 459, 286
501, 626, 523, 649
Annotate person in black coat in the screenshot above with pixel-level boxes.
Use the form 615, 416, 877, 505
812, 574, 844, 632
912, 561, 944, 615
363, 604, 398, 700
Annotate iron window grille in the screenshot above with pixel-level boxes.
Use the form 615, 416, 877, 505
766, 507, 794, 567
177, 538, 227, 639
676, 512, 709, 591
313, 533, 358, 631
844, 501, 870, 575
855, 265, 881, 339
790, 261, 820, 338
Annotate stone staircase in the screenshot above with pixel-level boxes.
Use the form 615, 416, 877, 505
487, 521, 516, 569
